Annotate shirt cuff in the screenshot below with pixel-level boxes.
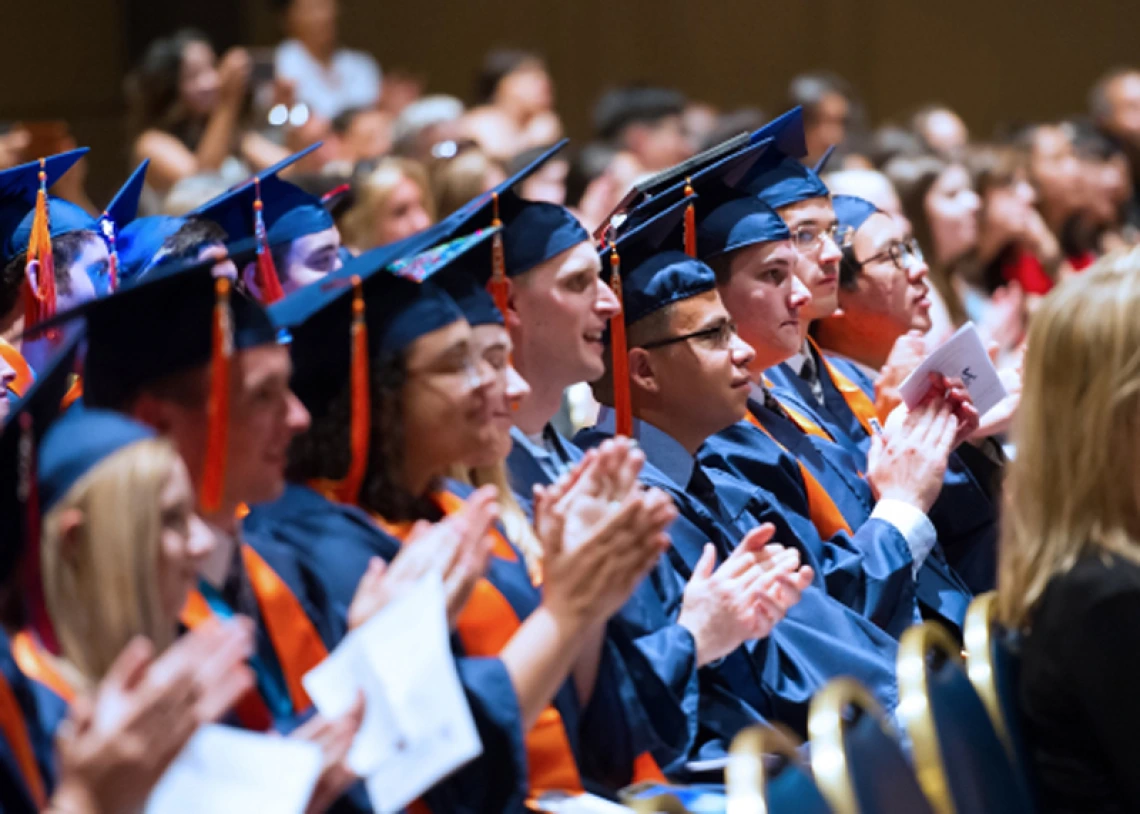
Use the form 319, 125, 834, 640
872, 498, 937, 575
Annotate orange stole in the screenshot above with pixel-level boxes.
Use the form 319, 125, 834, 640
0, 670, 45, 809
372, 491, 585, 796
10, 632, 73, 704
744, 411, 853, 540
0, 340, 33, 399
60, 376, 82, 410
181, 545, 328, 727
808, 338, 880, 435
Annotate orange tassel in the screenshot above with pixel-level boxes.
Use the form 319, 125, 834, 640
23, 161, 56, 331
488, 192, 510, 319
683, 178, 697, 258
253, 179, 286, 305
200, 277, 233, 514
609, 248, 632, 437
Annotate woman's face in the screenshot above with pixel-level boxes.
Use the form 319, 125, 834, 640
498, 61, 554, 115
468, 324, 531, 467
401, 319, 496, 481
179, 40, 220, 118
157, 459, 214, 622
373, 176, 433, 247
924, 164, 980, 264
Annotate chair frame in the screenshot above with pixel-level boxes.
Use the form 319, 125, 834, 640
897, 622, 963, 814
807, 676, 907, 814
725, 723, 811, 813
962, 591, 1014, 757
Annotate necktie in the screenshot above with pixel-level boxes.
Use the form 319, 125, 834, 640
799, 354, 826, 406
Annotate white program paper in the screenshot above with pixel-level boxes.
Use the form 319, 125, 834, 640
303, 575, 482, 814
145, 725, 322, 814
898, 322, 1007, 417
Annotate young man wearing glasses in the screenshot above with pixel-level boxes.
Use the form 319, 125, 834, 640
696, 191, 976, 636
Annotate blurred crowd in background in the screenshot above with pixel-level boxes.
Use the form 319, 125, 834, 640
4, 0, 1140, 375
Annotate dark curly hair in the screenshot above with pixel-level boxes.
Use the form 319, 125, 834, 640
286, 351, 441, 522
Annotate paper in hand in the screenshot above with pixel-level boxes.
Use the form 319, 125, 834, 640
898, 322, 1007, 416
304, 574, 482, 814
145, 725, 322, 814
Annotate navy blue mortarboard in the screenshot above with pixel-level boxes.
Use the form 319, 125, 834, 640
748, 107, 809, 160
741, 157, 831, 210
39, 407, 155, 513
115, 215, 186, 284
437, 139, 589, 278
832, 194, 881, 234
98, 160, 150, 291
696, 195, 792, 261
0, 149, 94, 264
0, 331, 80, 652
600, 197, 714, 436
390, 228, 503, 326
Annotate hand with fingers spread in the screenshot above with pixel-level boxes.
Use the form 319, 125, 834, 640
874, 330, 928, 418
926, 373, 980, 448
534, 438, 674, 624
867, 398, 959, 513
347, 486, 499, 630
293, 693, 366, 814
677, 524, 811, 667
50, 621, 255, 814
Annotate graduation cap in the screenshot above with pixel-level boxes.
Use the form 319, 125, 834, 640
0, 330, 81, 653
599, 196, 707, 435
115, 214, 187, 284
748, 107, 809, 160
695, 194, 792, 262
24, 244, 274, 513
615, 139, 779, 244
270, 228, 489, 504
390, 227, 503, 327
97, 159, 150, 292
0, 149, 93, 330
740, 156, 831, 210
833, 194, 884, 285
191, 144, 323, 305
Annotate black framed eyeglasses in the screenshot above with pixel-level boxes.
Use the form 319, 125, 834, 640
639, 320, 738, 350
852, 238, 924, 271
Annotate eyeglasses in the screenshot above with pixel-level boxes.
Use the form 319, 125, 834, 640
790, 223, 854, 254
639, 320, 738, 351
853, 238, 925, 271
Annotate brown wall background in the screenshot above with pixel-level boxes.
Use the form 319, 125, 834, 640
3, 0, 1139, 199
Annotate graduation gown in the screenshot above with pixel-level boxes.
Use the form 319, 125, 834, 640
574, 416, 901, 739
506, 432, 772, 775
247, 480, 661, 808
0, 630, 63, 814
702, 395, 973, 635
766, 343, 1002, 592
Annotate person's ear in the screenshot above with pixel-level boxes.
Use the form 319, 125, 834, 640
504, 280, 522, 330
57, 508, 86, 567
241, 261, 261, 301
629, 347, 660, 394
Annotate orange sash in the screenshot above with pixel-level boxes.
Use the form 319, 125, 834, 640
0, 670, 45, 809
760, 376, 834, 442
809, 338, 880, 436
60, 376, 82, 410
0, 340, 33, 399
181, 545, 328, 727
10, 632, 73, 704
745, 411, 853, 540
373, 491, 585, 796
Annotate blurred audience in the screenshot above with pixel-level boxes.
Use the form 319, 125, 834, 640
507, 144, 569, 206
272, 0, 381, 120
788, 71, 856, 166
338, 156, 433, 252
428, 145, 505, 220
127, 29, 290, 198
911, 103, 970, 157
593, 85, 694, 173
463, 49, 562, 162
391, 95, 466, 162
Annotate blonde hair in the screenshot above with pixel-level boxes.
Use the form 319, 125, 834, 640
429, 148, 504, 221
339, 157, 434, 252
40, 438, 183, 686
451, 462, 544, 582
998, 248, 1140, 628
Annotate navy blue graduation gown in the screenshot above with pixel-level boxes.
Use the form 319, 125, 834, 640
0, 631, 63, 814
506, 435, 772, 775
702, 397, 973, 634
766, 349, 1001, 592
574, 421, 901, 739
